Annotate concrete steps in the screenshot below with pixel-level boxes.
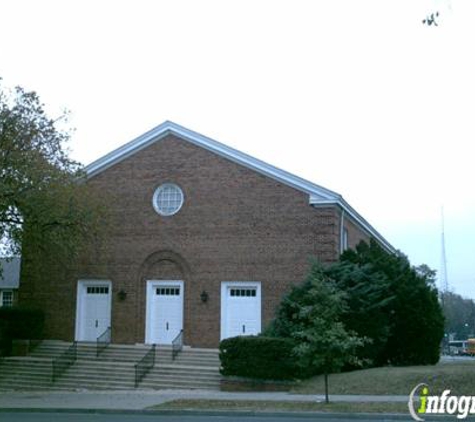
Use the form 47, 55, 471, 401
52, 360, 136, 390
141, 347, 221, 390
0, 357, 53, 390
141, 363, 221, 390
0, 340, 221, 391
30, 341, 152, 362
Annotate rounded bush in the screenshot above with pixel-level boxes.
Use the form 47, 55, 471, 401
219, 336, 300, 380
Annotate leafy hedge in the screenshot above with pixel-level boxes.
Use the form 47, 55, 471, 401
0, 307, 45, 356
220, 336, 300, 380
266, 240, 444, 368
0, 319, 9, 357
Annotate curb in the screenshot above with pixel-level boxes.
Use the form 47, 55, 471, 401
0, 407, 422, 420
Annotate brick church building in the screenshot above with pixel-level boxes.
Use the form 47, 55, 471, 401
19, 121, 393, 349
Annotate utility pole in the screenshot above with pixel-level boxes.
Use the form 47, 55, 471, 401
440, 206, 449, 349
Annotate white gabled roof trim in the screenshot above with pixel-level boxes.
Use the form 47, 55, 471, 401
310, 199, 395, 253
86, 121, 338, 201
85, 121, 394, 253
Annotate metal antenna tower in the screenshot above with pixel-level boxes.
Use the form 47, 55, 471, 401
440, 206, 449, 293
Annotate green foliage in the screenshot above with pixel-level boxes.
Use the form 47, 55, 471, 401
267, 240, 444, 371
266, 262, 368, 402
326, 260, 393, 366
387, 263, 444, 365
1, 79, 76, 254
273, 263, 367, 374
264, 280, 312, 339
0, 306, 45, 355
441, 291, 475, 340
219, 336, 299, 380
0, 78, 109, 280
340, 240, 444, 366
0, 319, 8, 356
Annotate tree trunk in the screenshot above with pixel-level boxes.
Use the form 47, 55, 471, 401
324, 372, 329, 404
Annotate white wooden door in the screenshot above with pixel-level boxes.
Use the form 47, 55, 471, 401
221, 282, 261, 340
76, 281, 111, 341
146, 280, 184, 344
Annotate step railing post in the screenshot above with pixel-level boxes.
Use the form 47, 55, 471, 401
134, 344, 156, 388
96, 326, 111, 358
52, 341, 77, 383
172, 329, 183, 361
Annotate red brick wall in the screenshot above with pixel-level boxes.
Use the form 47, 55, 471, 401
21, 134, 347, 347
343, 214, 371, 251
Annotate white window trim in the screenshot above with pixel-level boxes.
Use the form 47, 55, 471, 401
75, 279, 112, 341
342, 227, 349, 252
0, 290, 14, 307
152, 183, 184, 216
220, 281, 261, 340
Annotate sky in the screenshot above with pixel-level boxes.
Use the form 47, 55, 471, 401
1, 0, 474, 298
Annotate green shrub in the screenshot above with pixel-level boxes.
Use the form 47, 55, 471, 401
266, 241, 444, 368
0, 319, 9, 356
219, 336, 301, 380
340, 240, 444, 366
0, 307, 45, 355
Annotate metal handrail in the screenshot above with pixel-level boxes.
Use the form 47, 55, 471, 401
134, 344, 155, 388
96, 326, 111, 357
52, 341, 77, 382
172, 329, 183, 361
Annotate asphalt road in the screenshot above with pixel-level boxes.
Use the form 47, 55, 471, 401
0, 412, 417, 422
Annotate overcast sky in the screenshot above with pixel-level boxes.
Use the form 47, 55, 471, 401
1, 0, 474, 298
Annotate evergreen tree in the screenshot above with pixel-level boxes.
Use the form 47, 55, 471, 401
269, 262, 367, 403
441, 291, 475, 340
267, 240, 444, 371
340, 240, 444, 365
327, 259, 394, 366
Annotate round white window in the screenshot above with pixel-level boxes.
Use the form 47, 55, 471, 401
152, 183, 184, 216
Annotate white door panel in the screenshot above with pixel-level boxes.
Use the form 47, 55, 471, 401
221, 282, 261, 340
76, 282, 111, 342
146, 281, 184, 345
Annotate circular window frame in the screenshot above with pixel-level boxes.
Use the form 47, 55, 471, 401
152, 183, 184, 216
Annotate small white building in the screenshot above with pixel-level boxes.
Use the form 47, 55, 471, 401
0, 258, 20, 307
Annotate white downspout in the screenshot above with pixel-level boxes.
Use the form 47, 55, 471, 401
339, 208, 345, 255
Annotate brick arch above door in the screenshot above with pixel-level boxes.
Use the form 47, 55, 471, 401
135, 250, 191, 343
139, 250, 191, 279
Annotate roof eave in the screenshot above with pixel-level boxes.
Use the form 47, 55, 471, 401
309, 197, 396, 254
85, 121, 340, 202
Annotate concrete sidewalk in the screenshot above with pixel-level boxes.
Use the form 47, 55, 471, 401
0, 389, 408, 411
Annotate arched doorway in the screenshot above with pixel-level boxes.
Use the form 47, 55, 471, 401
138, 250, 190, 345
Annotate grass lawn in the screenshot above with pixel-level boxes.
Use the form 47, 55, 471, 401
147, 359, 475, 415
149, 399, 408, 414
292, 358, 475, 396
